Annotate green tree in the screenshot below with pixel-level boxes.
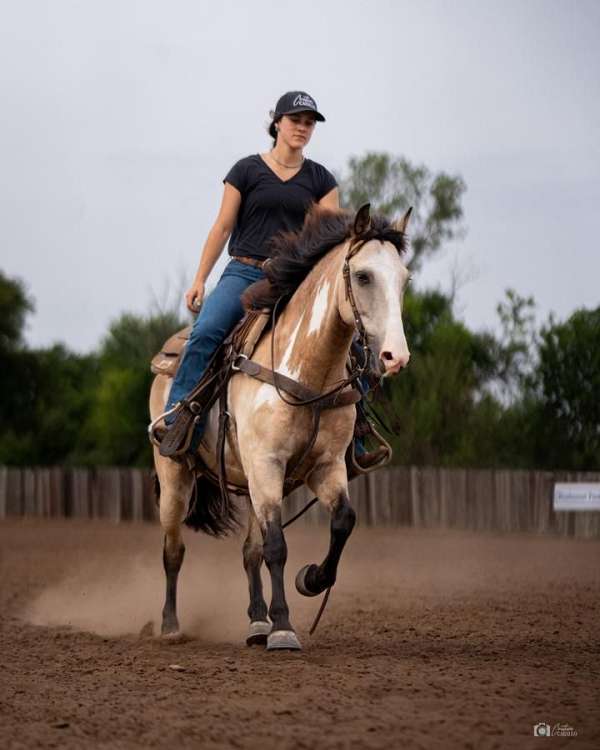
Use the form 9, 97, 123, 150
339, 152, 466, 271
0, 342, 99, 466
82, 310, 186, 466
494, 288, 537, 403
0, 272, 34, 350
0, 272, 39, 461
534, 307, 600, 469
372, 289, 500, 467
100, 311, 184, 370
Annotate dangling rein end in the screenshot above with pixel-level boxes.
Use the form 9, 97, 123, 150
309, 586, 332, 636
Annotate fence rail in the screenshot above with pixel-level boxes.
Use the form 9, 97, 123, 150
0, 466, 599, 538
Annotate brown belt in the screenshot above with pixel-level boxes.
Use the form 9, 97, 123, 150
233, 255, 265, 269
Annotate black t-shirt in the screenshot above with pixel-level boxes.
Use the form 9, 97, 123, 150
223, 154, 337, 260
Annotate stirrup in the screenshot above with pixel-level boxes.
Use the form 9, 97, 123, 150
348, 425, 392, 478
147, 403, 182, 448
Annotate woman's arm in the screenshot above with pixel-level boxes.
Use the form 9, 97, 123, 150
185, 183, 241, 312
318, 187, 340, 211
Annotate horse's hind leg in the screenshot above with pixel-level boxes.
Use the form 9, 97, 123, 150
162, 532, 185, 636
296, 465, 356, 597
243, 502, 270, 646
248, 464, 300, 651
156, 454, 193, 637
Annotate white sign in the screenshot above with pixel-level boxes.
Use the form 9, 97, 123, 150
553, 483, 600, 511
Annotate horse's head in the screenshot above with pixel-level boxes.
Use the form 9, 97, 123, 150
338, 204, 412, 377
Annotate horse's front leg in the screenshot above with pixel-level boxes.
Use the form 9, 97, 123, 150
296, 463, 356, 597
248, 460, 301, 651
243, 501, 270, 646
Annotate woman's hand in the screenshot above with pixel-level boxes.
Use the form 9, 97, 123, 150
185, 280, 205, 313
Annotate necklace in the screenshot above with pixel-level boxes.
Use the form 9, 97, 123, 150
269, 151, 304, 169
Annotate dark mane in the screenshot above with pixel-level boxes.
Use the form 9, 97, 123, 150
242, 205, 407, 311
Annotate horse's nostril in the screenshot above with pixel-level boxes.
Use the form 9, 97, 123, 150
381, 351, 393, 361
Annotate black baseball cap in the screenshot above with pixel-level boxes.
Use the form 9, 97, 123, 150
271, 91, 326, 122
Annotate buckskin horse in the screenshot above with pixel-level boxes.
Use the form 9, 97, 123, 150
149, 203, 411, 650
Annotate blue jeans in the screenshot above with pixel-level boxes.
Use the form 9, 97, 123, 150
166, 259, 265, 433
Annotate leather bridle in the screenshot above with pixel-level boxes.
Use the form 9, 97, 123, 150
264, 235, 375, 411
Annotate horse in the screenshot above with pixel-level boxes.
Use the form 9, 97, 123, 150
149, 203, 412, 650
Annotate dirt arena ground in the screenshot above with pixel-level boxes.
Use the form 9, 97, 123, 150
0, 518, 598, 750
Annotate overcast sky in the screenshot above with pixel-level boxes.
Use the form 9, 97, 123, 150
1, 0, 598, 352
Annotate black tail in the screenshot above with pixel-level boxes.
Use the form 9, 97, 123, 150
183, 473, 240, 537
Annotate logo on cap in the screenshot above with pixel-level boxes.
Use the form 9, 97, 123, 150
293, 94, 316, 109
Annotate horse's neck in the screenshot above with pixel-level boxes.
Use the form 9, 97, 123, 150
270, 245, 353, 391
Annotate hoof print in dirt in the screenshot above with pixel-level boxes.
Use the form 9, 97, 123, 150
138, 620, 155, 638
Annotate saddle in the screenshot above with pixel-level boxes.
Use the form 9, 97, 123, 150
150, 310, 270, 378
149, 309, 391, 487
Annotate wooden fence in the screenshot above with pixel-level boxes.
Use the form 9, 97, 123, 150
0, 466, 599, 538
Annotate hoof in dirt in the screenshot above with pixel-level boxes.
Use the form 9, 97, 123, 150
295, 564, 320, 597
246, 620, 271, 647
160, 629, 185, 643
267, 630, 302, 651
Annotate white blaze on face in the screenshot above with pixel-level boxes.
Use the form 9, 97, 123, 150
358, 244, 410, 372
307, 280, 331, 336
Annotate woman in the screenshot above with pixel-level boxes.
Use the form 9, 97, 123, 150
161, 91, 384, 469
162, 91, 338, 443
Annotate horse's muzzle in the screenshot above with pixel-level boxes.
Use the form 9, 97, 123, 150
380, 350, 410, 377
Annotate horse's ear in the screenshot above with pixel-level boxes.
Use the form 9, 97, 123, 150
393, 206, 413, 234
353, 203, 371, 236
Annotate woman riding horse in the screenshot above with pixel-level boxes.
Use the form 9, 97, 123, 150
150, 202, 412, 649
158, 91, 381, 467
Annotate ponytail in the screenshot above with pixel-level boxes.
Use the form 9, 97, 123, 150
268, 116, 281, 147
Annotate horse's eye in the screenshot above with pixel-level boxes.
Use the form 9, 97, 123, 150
355, 272, 371, 286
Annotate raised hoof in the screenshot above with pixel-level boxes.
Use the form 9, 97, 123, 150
266, 630, 302, 651
246, 620, 271, 647
295, 564, 320, 597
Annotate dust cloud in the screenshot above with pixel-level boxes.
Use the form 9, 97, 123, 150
22, 533, 255, 640
19, 522, 596, 641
